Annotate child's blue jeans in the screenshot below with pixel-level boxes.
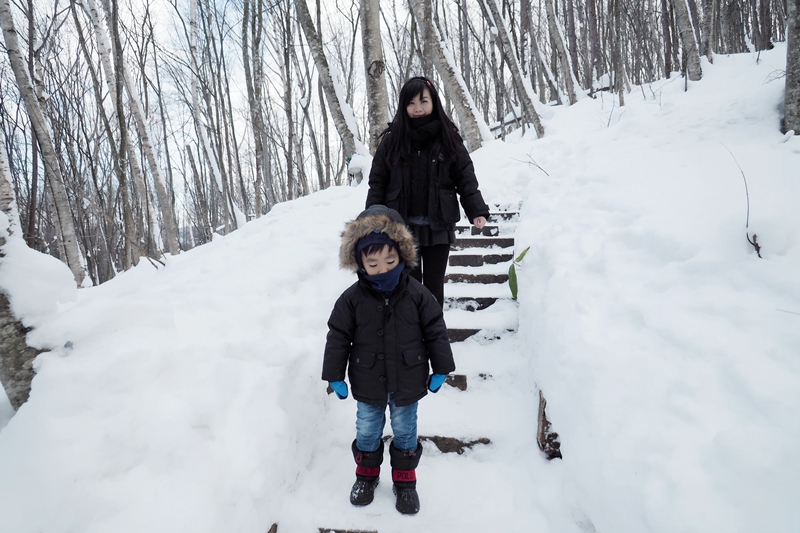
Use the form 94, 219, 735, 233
356, 393, 418, 453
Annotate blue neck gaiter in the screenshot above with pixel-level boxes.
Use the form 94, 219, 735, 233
363, 262, 405, 296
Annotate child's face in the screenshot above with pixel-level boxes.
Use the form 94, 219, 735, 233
362, 245, 400, 276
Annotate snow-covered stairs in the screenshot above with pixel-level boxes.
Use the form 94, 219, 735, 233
444, 205, 520, 344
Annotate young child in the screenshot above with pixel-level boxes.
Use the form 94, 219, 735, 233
322, 204, 455, 515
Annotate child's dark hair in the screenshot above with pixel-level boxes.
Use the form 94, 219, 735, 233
360, 242, 398, 259
380, 76, 464, 164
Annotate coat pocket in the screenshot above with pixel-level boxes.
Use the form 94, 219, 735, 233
351, 352, 376, 368
438, 188, 460, 224
385, 187, 401, 211
402, 348, 427, 367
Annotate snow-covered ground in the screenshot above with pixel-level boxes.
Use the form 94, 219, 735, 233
1, 46, 798, 532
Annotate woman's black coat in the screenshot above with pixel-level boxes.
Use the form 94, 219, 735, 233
365, 134, 490, 229
322, 269, 455, 407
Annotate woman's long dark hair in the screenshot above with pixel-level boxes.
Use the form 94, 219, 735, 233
379, 76, 464, 164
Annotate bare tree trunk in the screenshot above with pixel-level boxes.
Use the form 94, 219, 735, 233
94, 0, 179, 256
750, 0, 763, 49
243, 0, 273, 214
662, 0, 675, 76
122, 63, 180, 256
0, 134, 20, 233
760, 0, 773, 50
687, 0, 703, 54
361, 0, 390, 154
587, 0, 602, 86
81, 0, 151, 261
481, 0, 545, 135
0, 0, 85, 285
294, 0, 363, 179
544, 0, 579, 103
786, 0, 800, 133
461, 0, 472, 91
565, 0, 581, 84
418, 0, 434, 75
24, 0, 38, 249
186, 144, 212, 240
611, 0, 626, 106
0, 289, 40, 411
408, 0, 490, 150
0, 123, 42, 411
189, 0, 235, 232
110, 0, 134, 269
672, 0, 703, 80
316, 0, 331, 189
702, 0, 716, 62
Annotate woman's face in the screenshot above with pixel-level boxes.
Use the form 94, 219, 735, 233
406, 89, 433, 118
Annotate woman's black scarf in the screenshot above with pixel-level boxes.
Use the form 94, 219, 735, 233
407, 115, 442, 151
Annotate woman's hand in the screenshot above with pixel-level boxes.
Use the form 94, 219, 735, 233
472, 216, 487, 229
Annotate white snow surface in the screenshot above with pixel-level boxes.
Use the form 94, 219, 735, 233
1, 47, 799, 532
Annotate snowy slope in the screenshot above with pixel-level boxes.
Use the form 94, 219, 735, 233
1, 46, 798, 532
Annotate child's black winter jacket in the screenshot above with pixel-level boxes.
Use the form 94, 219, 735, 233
322, 269, 455, 407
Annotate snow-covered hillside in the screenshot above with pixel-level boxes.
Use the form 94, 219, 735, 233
1, 46, 798, 532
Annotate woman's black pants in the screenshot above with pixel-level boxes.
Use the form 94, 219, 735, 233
409, 244, 450, 308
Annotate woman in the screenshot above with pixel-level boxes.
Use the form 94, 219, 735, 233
365, 76, 490, 307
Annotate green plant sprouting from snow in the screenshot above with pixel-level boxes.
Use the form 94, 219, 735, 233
508, 246, 530, 301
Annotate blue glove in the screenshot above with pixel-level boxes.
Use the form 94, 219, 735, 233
329, 381, 348, 399
428, 374, 447, 393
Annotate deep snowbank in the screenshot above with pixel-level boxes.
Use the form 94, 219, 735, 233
0, 46, 797, 532
513, 46, 799, 532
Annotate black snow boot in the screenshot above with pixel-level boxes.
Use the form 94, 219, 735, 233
350, 439, 384, 506
389, 440, 423, 515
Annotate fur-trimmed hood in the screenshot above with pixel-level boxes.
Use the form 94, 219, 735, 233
339, 205, 418, 271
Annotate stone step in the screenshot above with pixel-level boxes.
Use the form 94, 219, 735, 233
448, 328, 481, 342
376, 433, 491, 454
445, 374, 468, 390
444, 296, 503, 311
487, 212, 519, 222
449, 253, 513, 267
319, 529, 376, 533
445, 272, 509, 284
452, 237, 515, 250
419, 435, 491, 454
455, 225, 500, 237
444, 281, 511, 299
447, 328, 516, 342
443, 372, 495, 391
445, 298, 518, 341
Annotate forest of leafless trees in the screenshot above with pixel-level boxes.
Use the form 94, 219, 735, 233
0, 0, 795, 287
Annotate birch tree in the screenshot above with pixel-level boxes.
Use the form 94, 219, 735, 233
242, 0, 272, 215
0, 132, 41, 411
188, 0, 239, 232
481, 0, 545, 136
23, 0, 38, 249
543, 0, 579, 104
95, 0, 181, 256
702, 0, 716, 62
294, 0, 363, 179
0, 0, 86, 285
110, 0, 135, 269
672, 0, 703, 80
121, 39, 180, 256
408, 0, 490, 150
360, 0, 390, 154
786, 0, 800, 133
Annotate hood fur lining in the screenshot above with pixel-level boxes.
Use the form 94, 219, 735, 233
340, 214, 418, 271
